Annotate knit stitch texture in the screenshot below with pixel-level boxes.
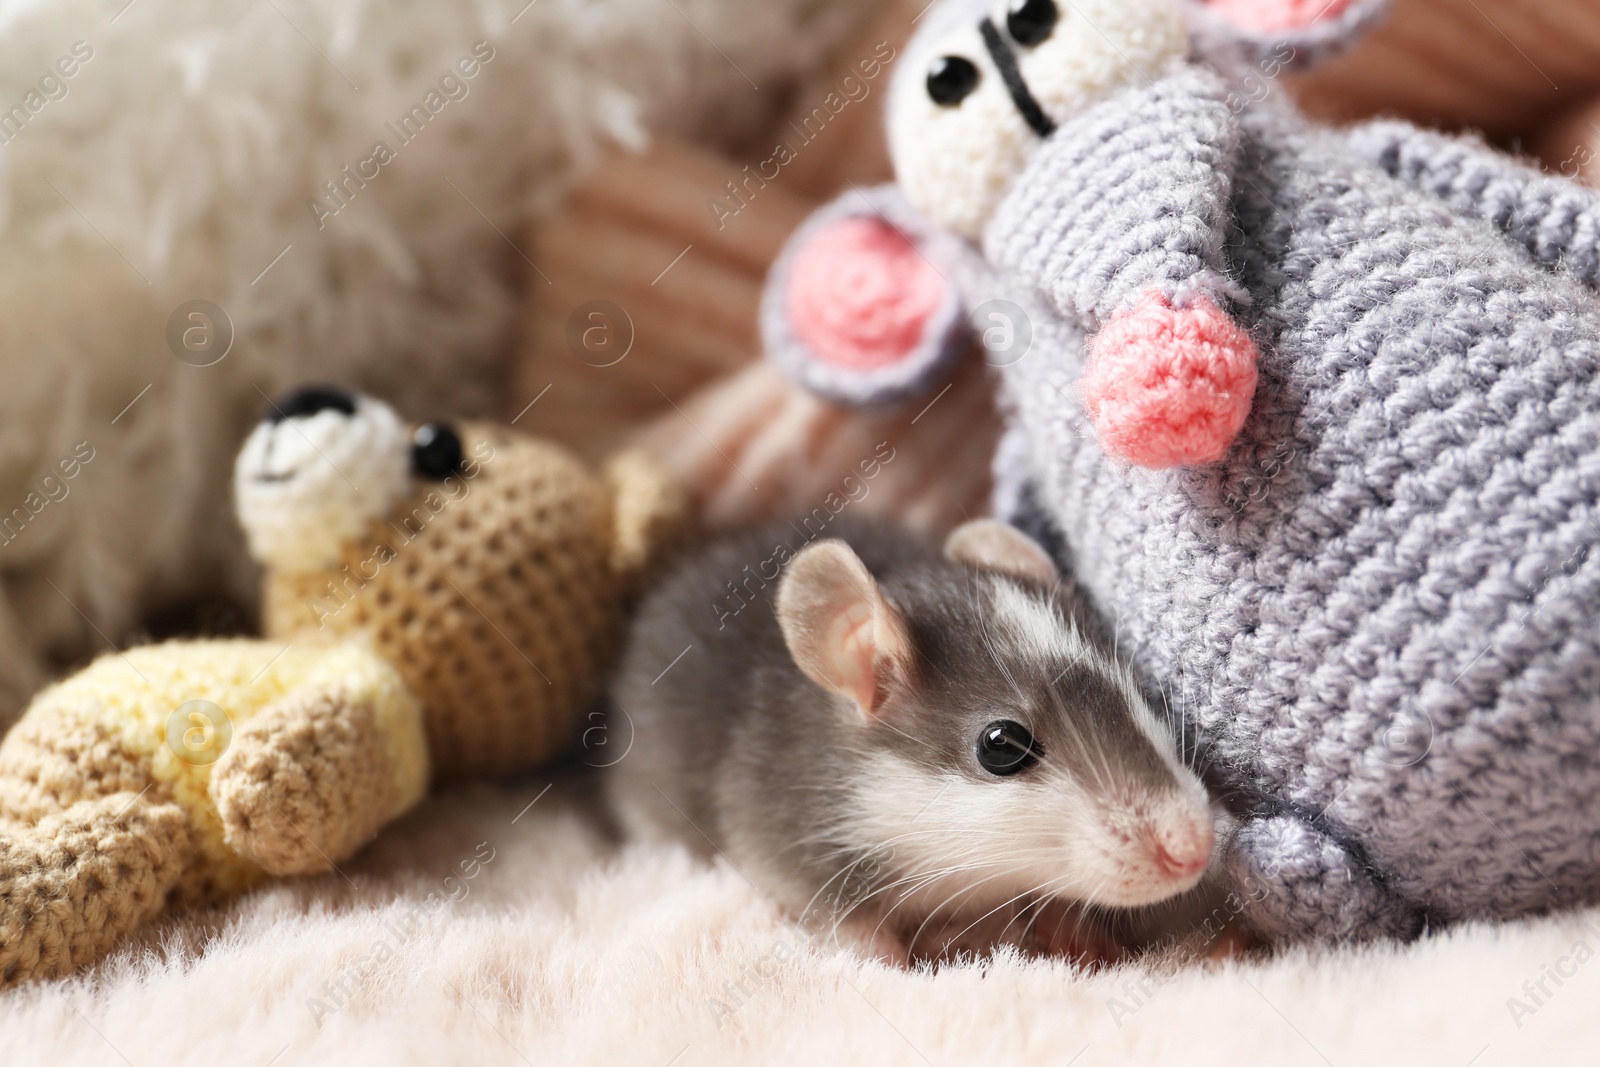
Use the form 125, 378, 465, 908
263, 423, 680, 780
990, 66, 1600, 940
761, 0, 1600, 942
0, 410, 684, 984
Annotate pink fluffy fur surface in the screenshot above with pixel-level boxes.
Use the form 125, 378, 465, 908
1, 777, 1597, 1066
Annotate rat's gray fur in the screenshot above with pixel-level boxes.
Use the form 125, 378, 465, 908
606, 517, 1214, 958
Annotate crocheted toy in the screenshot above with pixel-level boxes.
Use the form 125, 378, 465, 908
761, 0, 1600, 943
0, 386, 683, 984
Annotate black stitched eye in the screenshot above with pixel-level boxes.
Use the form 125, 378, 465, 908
1007, 0, 1059, 47
267, 385, 356, 423
411, 422, 464, 479
977, 720, 1040, 776
926, 55, 980, 107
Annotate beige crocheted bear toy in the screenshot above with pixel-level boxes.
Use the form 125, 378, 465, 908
0, 385, 684, 985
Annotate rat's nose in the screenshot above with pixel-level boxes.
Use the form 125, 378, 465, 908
1147, 820, 1213, 880
1152, 842, 1208, 879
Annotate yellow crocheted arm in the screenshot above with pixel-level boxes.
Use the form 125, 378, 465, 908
0, 639, 428, 983
209, 642, 430, 876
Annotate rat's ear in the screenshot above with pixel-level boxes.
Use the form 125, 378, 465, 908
1181, 0, 1392, 71
944, 520, 1058, 588
776, 540, 913, 719
763, 184, 970, 408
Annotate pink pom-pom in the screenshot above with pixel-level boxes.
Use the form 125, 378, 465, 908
1082, 291, 1260, 468
786, 218, 946, 371
1201, 0, 1359, 32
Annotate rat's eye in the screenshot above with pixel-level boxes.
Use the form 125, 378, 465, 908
977, 720, 1041, 776
926, 56, 980, 107
1006, 0, 1059, 47
411, 422, 464, 479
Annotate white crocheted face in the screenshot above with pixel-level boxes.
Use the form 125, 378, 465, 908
234, 387, 413, 573
889, 0, 1187, 238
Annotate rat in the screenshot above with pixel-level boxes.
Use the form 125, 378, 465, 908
605, 515, 1227, 964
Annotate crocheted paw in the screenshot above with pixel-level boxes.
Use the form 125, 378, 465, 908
0, 793, 191, 985
1225, 814, 1423, 944
1081, 290, 1259, 468
211, 686, 402, 876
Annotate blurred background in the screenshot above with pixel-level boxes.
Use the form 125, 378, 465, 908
4, 0, 1600, 731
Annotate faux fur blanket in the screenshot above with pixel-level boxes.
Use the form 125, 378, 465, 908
1, 770, 1593, 1065
0, 0, 866, 728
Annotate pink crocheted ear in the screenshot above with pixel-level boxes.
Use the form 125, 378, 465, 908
1184, 0, 1390, 67
1200, 0, 1362, 32
786, 218, 947, 373
764, 186, 968, 407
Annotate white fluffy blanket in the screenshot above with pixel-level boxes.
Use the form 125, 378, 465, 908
1, 773, 1593, 1065
0, 0, 864, 723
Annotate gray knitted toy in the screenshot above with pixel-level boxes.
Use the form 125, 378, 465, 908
761, 0, 1600, 943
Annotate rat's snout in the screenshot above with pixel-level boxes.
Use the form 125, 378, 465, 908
1081, 795, 1218, 908
1145, 819, 1214, 882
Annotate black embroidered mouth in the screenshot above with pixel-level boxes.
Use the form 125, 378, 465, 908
979, 16, 1056, 138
